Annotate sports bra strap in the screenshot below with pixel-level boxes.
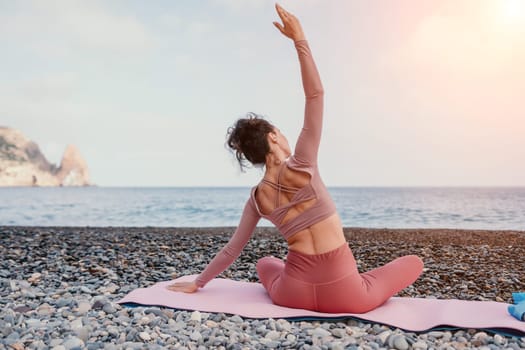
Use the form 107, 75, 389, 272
261, 163, 302, 207
276, 162, 284, 207
260, 179, 299, 193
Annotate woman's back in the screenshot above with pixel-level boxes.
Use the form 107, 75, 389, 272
254, 163, 346, 254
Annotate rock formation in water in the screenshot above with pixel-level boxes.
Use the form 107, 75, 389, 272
0, 126, 91, 187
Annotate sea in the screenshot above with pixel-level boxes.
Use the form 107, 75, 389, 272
1, 187, 524, 230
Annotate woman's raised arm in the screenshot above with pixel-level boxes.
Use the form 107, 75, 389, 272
274, 4, 324, 165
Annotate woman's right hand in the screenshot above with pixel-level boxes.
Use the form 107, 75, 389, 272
166, 281, 199, 293
273, 3, 306, 42
166, 273, 199, 293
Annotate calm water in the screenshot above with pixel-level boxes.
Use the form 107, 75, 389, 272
1, 187, 524, 230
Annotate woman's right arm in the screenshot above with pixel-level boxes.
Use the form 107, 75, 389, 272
167, 197, 260, 292
194, 198, 260, 287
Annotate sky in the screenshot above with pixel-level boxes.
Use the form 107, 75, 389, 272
1, 0, 524, 187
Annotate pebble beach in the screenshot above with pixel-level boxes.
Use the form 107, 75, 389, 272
1, 226, 524, 350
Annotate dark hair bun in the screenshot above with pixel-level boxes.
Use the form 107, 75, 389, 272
226, 112, 274, 171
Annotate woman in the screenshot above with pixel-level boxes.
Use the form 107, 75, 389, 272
168, 3, 424, 313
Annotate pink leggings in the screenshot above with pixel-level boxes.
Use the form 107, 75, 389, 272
256, 243, 423, 313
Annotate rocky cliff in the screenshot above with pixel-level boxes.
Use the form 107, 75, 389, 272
0, 127, 91, 187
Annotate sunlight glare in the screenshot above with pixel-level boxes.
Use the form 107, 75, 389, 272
501, 0, 525, 24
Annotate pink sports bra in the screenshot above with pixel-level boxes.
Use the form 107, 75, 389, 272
250, 156, 336, 239
195, 40, 336, 288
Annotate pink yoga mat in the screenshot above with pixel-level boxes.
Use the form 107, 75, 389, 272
118, 275, 525, 334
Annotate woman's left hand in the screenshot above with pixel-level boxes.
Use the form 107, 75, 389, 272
166, 280, 199, 293
273, 3, 305, 42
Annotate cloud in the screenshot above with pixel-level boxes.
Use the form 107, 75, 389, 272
11, 72, 79, 102
0, 0, 154, 57
0, 71, 87, 122
157, 12, 214, 36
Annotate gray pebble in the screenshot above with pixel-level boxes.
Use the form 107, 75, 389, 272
25, 318, 42, 328
50, 339, 63, 347
508, 343, 523, 350
330, 343, 345, 350
473, 331, 488, 340
13, 306, 32, 313
230, 315, 243, 323
126, 329, 138, 341
427, 331, 444, 338
265, 330, 280, 341
37, 303, 54, 316
86, 342, 104, 350
80, 286, 93, 294
346, 336, 357, 345
92, 300, 105, 310
276, 319, 291, 332
138, 332, 151, 341
377, 330, 391, 345
63, 336, 84, 350
56, 298, 72, 308
76, 301, 91, 314
190, 330, 202, 341
412, 340, 428, 349
312, 327, 331, 338
493, 334, 506, 346
393, 335, 409, 350
264, 340, 281, 348
70, 318, 82, 330
6, 331, 20, 340
286, 334, 296, 342
144, 308, 164, 318
331, 328, 346, 338
102, 303, 116, 314
190, 310, 201, 322
75, 326, 90, 343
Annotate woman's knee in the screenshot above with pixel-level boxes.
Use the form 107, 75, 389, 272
404, 255, 424, 274
391, 254, 424, 283
366, 254, 424, 287
256, 256, 284, 291
256, 256, 283, 276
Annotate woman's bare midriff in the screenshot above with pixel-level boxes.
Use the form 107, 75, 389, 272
286, 213, 346, 255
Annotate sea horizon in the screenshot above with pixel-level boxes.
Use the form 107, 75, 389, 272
2, 186, 524, 230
